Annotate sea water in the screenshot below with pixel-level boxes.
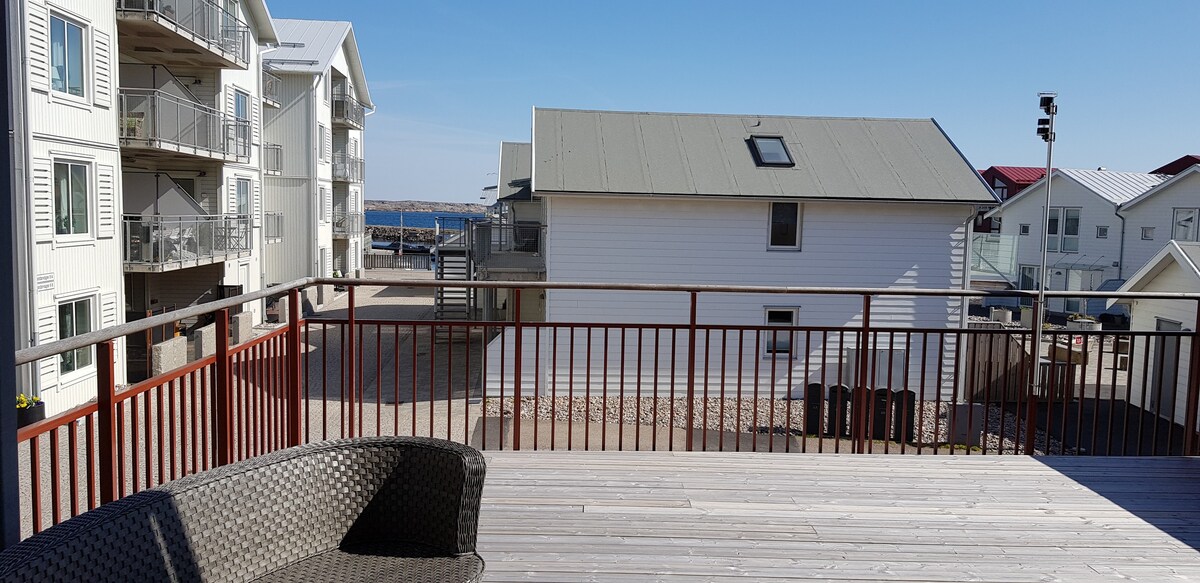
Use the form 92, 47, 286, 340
364, 210, 484, 229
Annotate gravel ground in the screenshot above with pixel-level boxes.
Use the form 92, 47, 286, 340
484, 396, 1070, 455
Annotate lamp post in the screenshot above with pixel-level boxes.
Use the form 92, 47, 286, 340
1026, 92, 1057, 454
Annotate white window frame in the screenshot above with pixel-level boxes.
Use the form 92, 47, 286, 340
319, 186, 330, 222
49, 12, 87, 101
992, 178, 1008, 199
53, 159, 91, 238
57, 295, 95, 378
235, 178, 250, 217
1141, 227, 1155, 241
1173, 208, 1198, 241
763, 307, 799, 358
1095, 225, 1108, 239
1019, 224, 1030, 236
1046, 207, 1080, 253
767, 202, 801, 250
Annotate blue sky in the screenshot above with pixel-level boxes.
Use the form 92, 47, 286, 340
273, 1, 1199, 203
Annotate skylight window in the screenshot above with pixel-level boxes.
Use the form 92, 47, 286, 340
749, 136, 794, 167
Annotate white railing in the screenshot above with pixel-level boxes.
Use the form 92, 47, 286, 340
119, 89, 249, 160
123, 214, 251, 270
332, 92, 365, 127
332, 154, 364, 183
116, 0, 250, 63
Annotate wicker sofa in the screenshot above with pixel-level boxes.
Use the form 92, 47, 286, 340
0, 437, 486, 582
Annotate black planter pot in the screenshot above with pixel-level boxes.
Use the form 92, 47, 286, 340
17, 404, 45, 428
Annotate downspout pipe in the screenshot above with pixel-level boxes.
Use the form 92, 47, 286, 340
1115, 205, 1128, 280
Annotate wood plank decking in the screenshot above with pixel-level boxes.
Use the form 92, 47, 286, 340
477, 453, 1200, 582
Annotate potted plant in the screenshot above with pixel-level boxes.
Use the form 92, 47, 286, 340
16, 393, 45, 428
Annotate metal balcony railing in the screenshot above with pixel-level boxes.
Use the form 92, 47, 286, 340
332, 92, 365, 128
471, 221, 546, 273
123, 214, 251, 271
332, 212, 363, 236
10, 281, 1200, 539
331, 154, 364, 183
264, 212, 284, 240
119, 89, 249, 161
262, 69, 282, 106
263, 143, 283, 175
116, 0, 250, 65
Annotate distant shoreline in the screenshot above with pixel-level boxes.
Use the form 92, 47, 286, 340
364, 199, 487, 213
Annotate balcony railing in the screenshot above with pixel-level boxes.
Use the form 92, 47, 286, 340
332, 212, 363, 237
332, 92, 365, 128
123, 214, 251, 271
119, 89, 249, 161
264, 212, 284, 240
10, 282, 1200, 539
263, 142, 283, 175
262, 69, 282, 107
471, 221, 545, 273
331, 154, 364, 183
115, 0, 250, 67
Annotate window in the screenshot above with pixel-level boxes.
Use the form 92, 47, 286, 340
748, 136, 794, 167
54, 161, 88, 235
49, 15, 84, 97
235, 178, 250, 216
1019, 224, 1031, 236
764, 308, 798, 357
1046, 207, 1080, 252
1173, 209, 1198, 241
768, 202, 801, 249
1018, 265, 1040, 307
318, 124, 328, 161
1096, 225, 1109, 239
992, 178, 1008, 200
319, 186, 329, 221
1142, 227, 1155, 240
58, 298, 93, 375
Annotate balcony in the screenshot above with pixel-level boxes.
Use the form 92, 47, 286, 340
332, 92, 365, 129
123, 213, 251, 272
263, 142, 283, 176
262, 69, 282, 108
115, 0, 250, 69
471, 221, 545, 276
331, 153, 364, 183
332, 211, 363, 238
119, 89, 249, 163
9, 282, 1200, 577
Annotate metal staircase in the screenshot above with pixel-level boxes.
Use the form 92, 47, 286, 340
433, 217, 475, 322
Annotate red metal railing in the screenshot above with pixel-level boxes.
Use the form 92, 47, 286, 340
11, 280, 1200, 538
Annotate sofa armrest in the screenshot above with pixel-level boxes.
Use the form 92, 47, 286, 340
339, 437, 487, 556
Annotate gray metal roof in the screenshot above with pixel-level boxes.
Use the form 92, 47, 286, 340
531, 108, 995, 203
1058, 168, 1168, 205
497, 142, 532, 200
265, 19, 373, 108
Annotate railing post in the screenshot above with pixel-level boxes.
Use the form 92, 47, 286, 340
512, 288, 522, 451
286, 288, 303, 446
96, 341, 119, 505
214, 309, 233, 466
686, 292, 698, 452
1183, 300, 1200, 455
346, 286, 356, 438
1024, 299, 1041, 456
854, 295, 872, 454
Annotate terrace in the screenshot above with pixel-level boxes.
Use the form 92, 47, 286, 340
5, 278, 1200, 580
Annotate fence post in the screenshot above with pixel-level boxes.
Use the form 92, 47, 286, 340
1183, 300, 1200, 455
1023, 299, 1041, 456
286, 288, 303, 446
686, 292, 698, 452
214, 309, 233, 466
347, 286, 357, 439
854, 295, 872, 454
512, 288, 522, 451
96, 341, 119, 505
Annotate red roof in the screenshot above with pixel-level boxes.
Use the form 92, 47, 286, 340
987, 166, 1047, 184
1150, 155, 1200, 175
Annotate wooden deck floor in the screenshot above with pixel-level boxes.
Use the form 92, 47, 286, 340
477, 453, 1200, 582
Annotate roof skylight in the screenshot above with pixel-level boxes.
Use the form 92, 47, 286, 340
749, 136, 794, 167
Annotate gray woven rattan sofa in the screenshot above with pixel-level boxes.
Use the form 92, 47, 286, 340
0, 437, 486, 582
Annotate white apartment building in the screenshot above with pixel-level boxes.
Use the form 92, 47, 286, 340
17, 0, 278, 412
261, 19, 372, 287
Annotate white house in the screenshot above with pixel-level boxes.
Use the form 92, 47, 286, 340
262, 19, 372, 289
1109, 241, 1199, 428
485, 108, 997, 399
985, 165, 1200, 316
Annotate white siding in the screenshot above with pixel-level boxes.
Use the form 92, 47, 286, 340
1125, 262, 1197, 428
1122, 172, 1200, 274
